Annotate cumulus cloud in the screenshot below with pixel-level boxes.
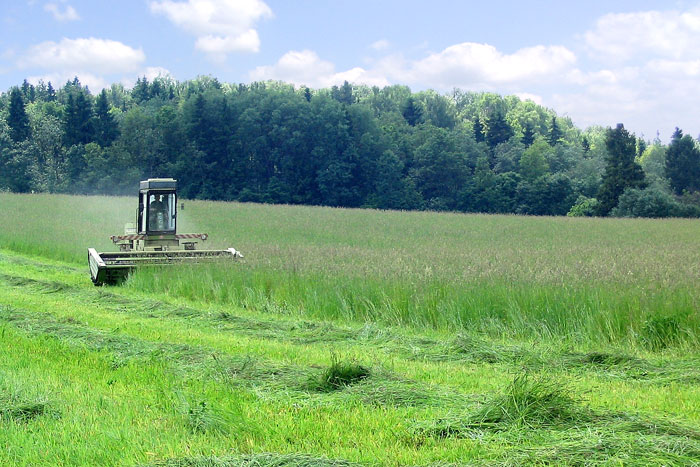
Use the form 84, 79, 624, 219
43, 2, 80, 21
249, 49, 389, 88
514, 93, 543, 105
566, 6, 700, 137
584, 8, 700, 62
252, 43, 575, 92
407, 43, 576, 88
149, 0, 272, 59
19, 38, 145, 74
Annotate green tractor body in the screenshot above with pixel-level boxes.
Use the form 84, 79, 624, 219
88, 178, 241, 285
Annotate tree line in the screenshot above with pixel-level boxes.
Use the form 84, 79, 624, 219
1, 76, 699, 218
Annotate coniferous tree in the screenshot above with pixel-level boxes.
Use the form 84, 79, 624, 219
7, 88, 30, 142
485, 111, 513, 147
473, 117, 485, 143
521, 123, 535, 147
548, 116, 563, 146
21, 79, 31, 98
94, 89, 119, 147
401, 96, 423, 126
331, 81, 354, 105
582, 136, 590, 153
132, 77, 150, 103
47, 82, 56, 101
665, 127, 700, 194
636, 137, 647, 159
63, 90, 95, 146
596, 124, 646, 216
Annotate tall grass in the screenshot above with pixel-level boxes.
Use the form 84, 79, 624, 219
2, 192, 699, 349
126, 263, 699, 349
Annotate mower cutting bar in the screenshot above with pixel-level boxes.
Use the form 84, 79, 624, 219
88, 247, 241, 285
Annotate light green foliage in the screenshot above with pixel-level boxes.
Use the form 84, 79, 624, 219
0, 193, 698, 465
567, 195, 598, 217
519, 137, 550, 181
639, 144, 667, 183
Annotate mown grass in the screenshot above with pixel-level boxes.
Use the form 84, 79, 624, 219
0, 249, 698, 465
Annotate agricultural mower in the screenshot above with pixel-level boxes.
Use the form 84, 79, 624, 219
88, 178, 242, 285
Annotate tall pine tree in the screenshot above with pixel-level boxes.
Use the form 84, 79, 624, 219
548, 116, 563, 146
7, 88, 30, 142
485, 111, 513, 148
63, 89, 95, 146
596, 124, 646, 216
401, 96, 423, 126
94, 89, 119, 147
521, 123, 535, 147
473, 117, 485, 143
665, 127, 700, 194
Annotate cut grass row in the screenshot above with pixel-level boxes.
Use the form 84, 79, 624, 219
2, 253, 699, 388
0, 250, 699, 465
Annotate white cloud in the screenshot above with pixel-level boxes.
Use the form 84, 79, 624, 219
142, 66, 172, 81
251, 43, 575, 92
19, 38, 145, 74
195, 29, 261, 61
249, 50, 389, 88
370, 39, 390, 51
407, 43, 576, 88
584, 8, 700, 62
44, 2, 79, 21
514, 93, 543, 105
149, 0, 272, 58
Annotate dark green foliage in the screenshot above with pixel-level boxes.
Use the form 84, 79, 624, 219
581, 136, 590, 153
401, 96, 423, 126
93, 89, 118, 147
331, 80, 354, 105
548, 116, 563, 146
485, 111, 513, 148
473, 116, 485, 143
611, 186, 699, 218
46, 82, 56, 101
132, 76, 150, 103
665, 127, 700, 194
596, 124, 646, 216
7, 88, 30, 142
521, 123, 535, 147
63, 89, 94, 146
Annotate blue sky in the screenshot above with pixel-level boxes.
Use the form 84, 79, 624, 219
2, 1, 699, 140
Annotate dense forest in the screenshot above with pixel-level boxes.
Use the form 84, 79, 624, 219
1, 76, 699, 217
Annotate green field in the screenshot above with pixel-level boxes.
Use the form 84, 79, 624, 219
0, 192, 699, 465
